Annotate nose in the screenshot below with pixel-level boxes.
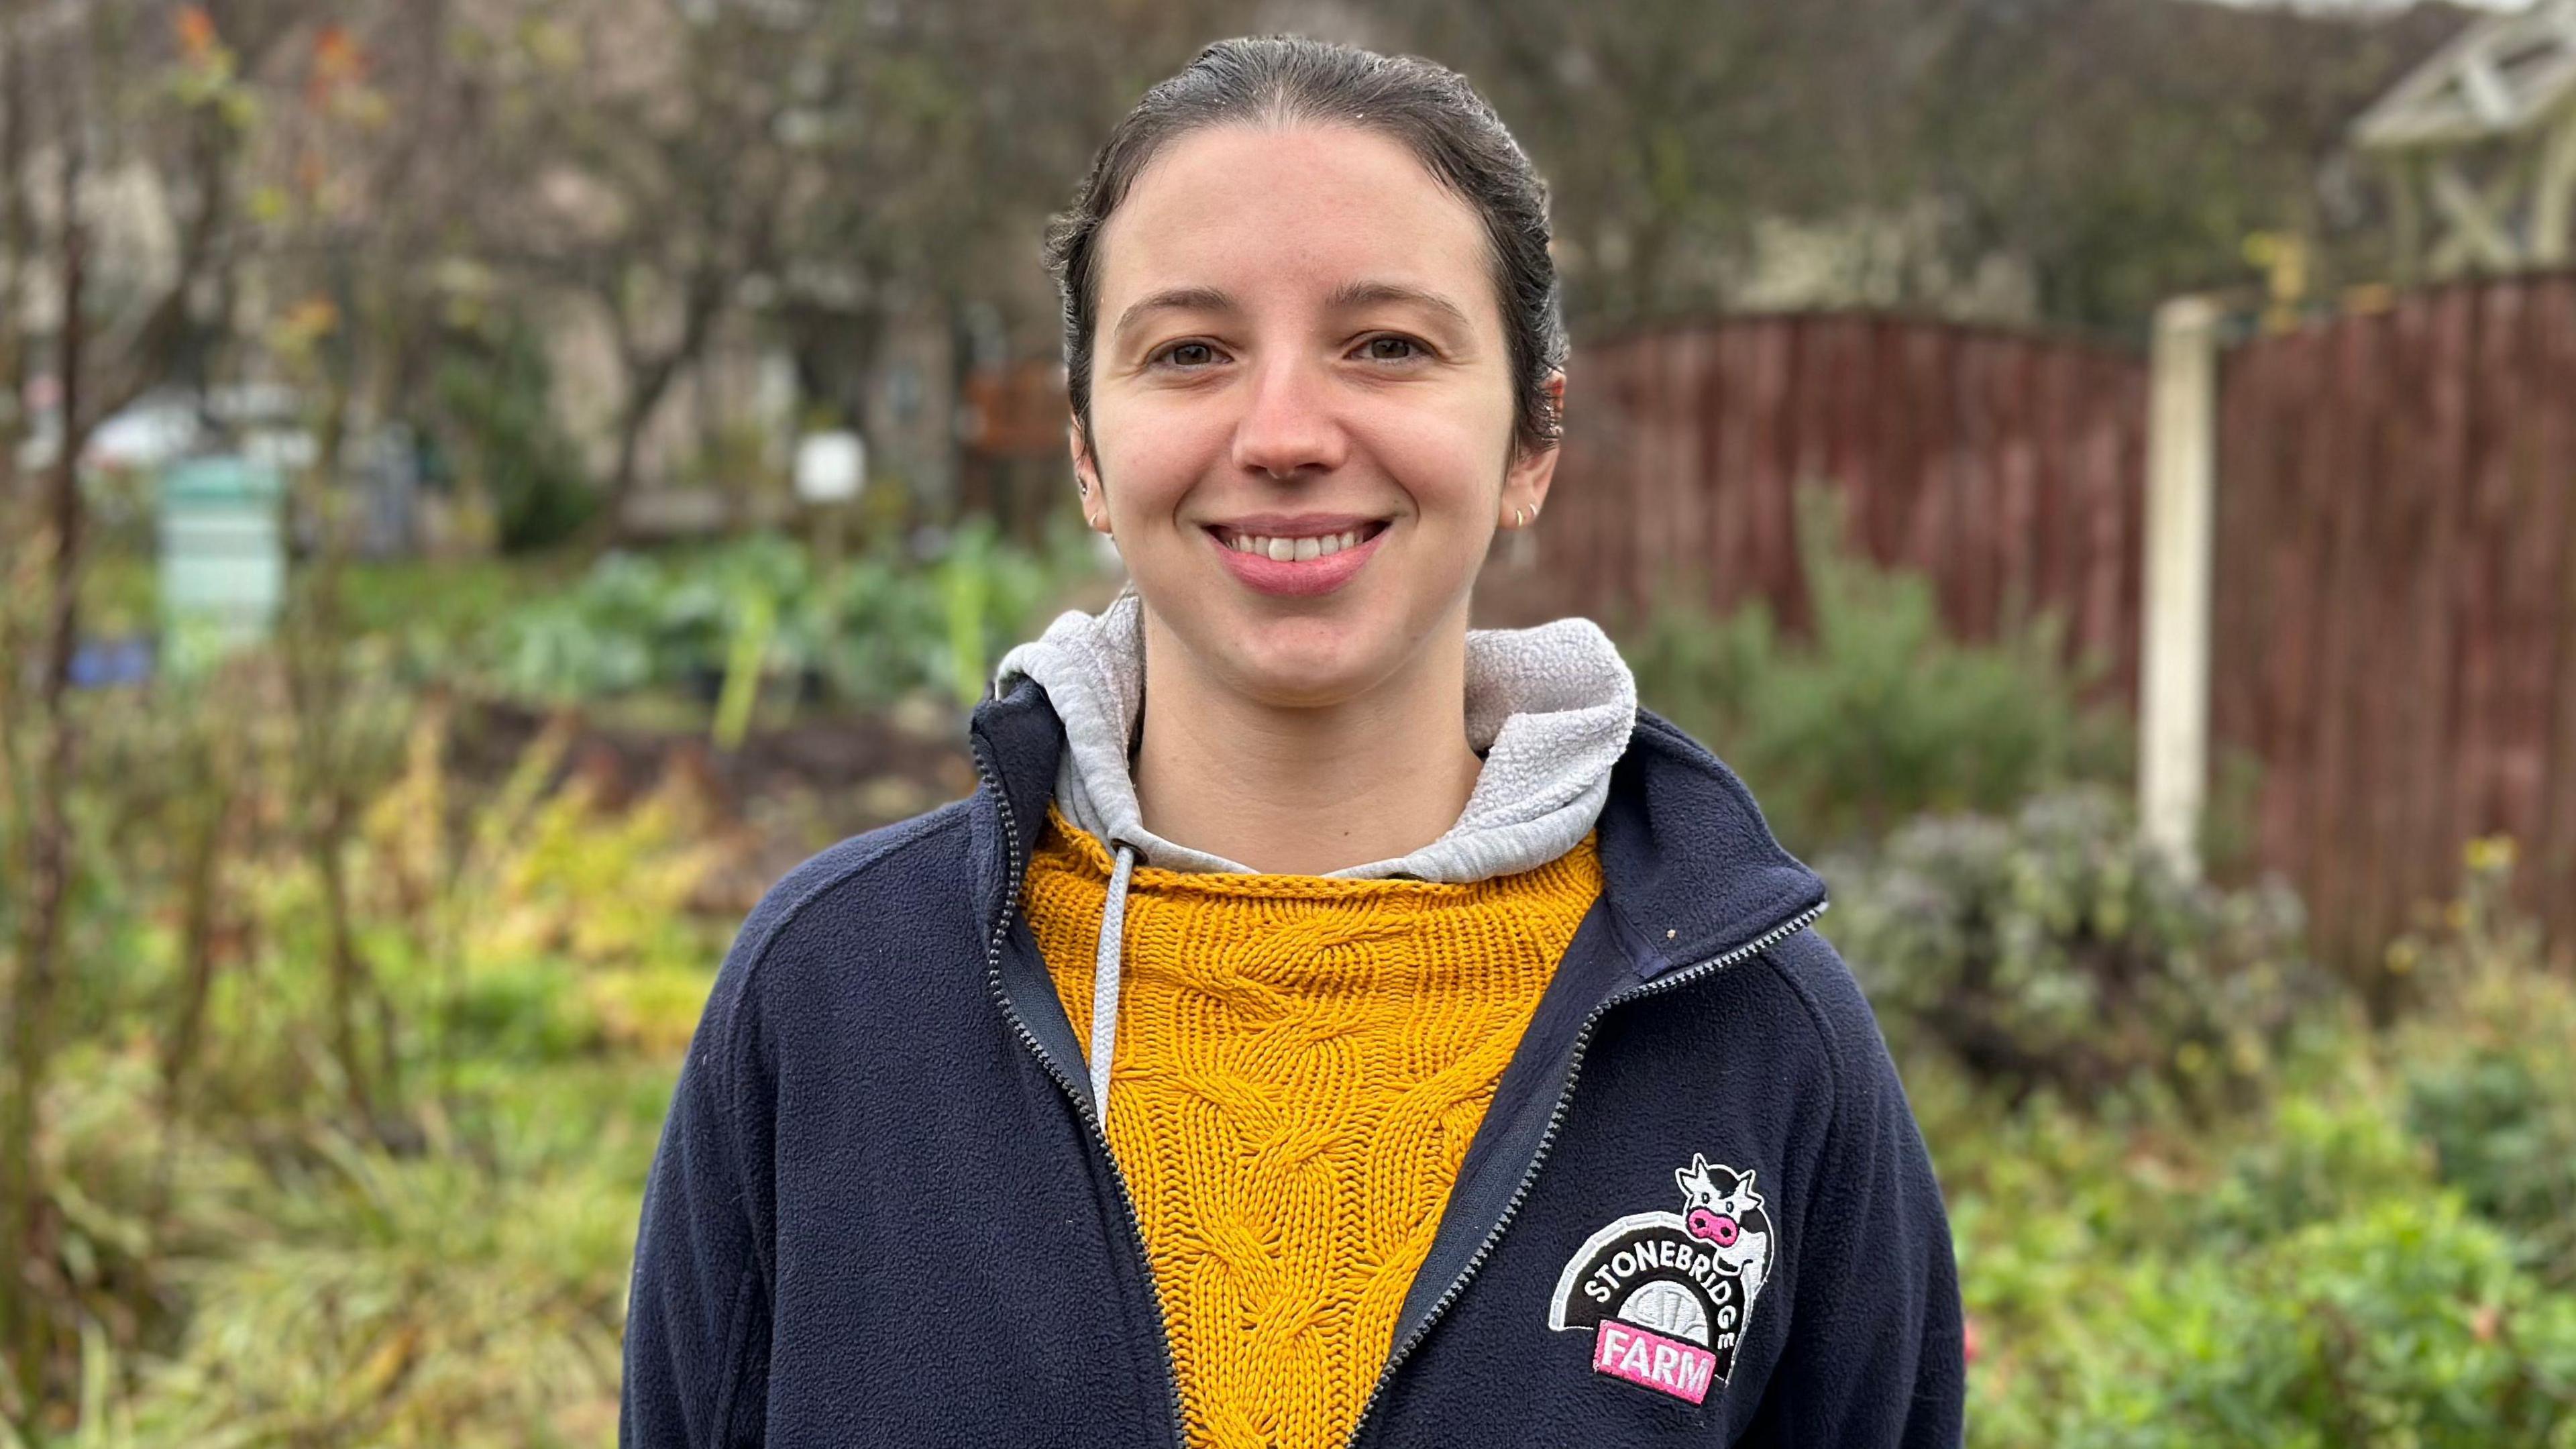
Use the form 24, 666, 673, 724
1230, 353, 1347, 480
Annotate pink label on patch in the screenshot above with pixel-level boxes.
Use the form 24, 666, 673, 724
1592, 1320, 1718, 1405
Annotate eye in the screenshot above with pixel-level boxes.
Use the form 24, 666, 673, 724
1150, 340, 1226, 370
1358, 334, 1429, 364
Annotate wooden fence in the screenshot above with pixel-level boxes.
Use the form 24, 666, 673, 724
1501, 290, 2576, 967
1499, 314, 2149, 702
2212, 274, 2576, 965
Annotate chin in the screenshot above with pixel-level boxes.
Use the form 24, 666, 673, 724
1219, 622, 1392, 708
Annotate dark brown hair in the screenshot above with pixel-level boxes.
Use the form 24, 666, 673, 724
1043, 36, 1567, 466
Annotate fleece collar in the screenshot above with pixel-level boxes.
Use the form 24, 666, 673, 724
989, 589, 1639, 885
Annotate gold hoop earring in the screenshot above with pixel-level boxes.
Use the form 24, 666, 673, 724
1514, 506, 1529, 529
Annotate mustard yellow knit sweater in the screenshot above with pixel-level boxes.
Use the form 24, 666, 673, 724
1022, 800, 1603, 1449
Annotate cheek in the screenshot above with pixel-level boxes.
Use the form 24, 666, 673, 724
1091, 392, 1222, 510
1353, 390, 1513, 504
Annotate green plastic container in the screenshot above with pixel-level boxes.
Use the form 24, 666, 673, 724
158, 455, 286, 668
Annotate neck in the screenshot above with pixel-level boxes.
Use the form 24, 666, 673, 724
1131, 604, 1485, 875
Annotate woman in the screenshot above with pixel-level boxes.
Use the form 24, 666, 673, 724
623, 36, 1962, 1449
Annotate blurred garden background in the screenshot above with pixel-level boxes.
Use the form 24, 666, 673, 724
7, 0, 2576, 1442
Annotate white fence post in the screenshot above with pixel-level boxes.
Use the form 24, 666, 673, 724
2141, 296, 2220, 879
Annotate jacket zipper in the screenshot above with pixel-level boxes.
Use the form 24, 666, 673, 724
969, 737, 1191, 1449
1339, 900, 1829, 1448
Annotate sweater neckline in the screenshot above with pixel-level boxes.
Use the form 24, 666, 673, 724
991, 590, 1636, 883
1033, 800, 1600, 904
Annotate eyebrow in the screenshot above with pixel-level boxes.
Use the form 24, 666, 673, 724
1324, 280, 1475, 333
1112, 286, 1236, 346
1108, 279, 1477, 347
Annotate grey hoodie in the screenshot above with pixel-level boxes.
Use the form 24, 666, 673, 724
990, 585, 1639, 1118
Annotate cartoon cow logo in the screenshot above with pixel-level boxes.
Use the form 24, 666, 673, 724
1676, 1156, 1770, 1305
1546, 1155, 1778, 1406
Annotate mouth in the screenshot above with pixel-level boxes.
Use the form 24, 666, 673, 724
1201, 517, 1394, 598
1205, 518, 1391, 560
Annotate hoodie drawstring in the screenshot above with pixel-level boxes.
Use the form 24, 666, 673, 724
1088, 841, 1137, 1124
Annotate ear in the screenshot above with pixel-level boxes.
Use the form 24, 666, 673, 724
1499, 370, 1566, 529
1069, 414, 1110, 533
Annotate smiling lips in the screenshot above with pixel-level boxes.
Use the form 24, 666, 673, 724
1205, 517, 1391, 598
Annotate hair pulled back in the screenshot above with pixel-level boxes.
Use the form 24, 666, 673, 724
1043, 36, 1567, 464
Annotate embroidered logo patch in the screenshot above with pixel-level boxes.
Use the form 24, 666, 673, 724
1546, 1155, 1775, 1405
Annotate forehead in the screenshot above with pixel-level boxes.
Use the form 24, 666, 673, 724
1095, 122, 1495, 329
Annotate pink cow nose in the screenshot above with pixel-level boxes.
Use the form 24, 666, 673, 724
1688, 1209, 1739, 1248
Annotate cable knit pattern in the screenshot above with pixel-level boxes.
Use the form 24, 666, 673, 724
1022, 800, 1602, 1449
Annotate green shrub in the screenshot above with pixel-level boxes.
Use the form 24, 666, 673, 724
17, 700, 720, 1444
1620, 488, 2130, 854
2395, 840, 2576, 1287
111, 1088, 653, 1446
486, 517, 1106, 713
433, 956, 603, 1063
429, 313, 598, 553
1944, 851, 2576, 1448
2153, 1197, 2576, 1448
1827, 786, 2317, 1110
1971, 1199, 2576, 1449
1951, 1055, 2576, 1449
2408, 1032, 2576, 1291
2198, 1065, 2438, 1247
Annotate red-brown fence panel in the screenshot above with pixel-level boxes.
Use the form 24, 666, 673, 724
1488, 313, 2149, 704
2212, 272, 2576, 967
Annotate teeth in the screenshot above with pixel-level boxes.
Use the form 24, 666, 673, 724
1223, 527, 1371, 559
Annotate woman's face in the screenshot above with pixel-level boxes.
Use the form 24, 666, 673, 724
1075, 122, 1562, 709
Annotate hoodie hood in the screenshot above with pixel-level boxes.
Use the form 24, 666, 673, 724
990, 586, 1640, 884
991, 586, 1642, 1124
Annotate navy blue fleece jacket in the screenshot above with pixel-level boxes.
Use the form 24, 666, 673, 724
619, 676, 1964, 1446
